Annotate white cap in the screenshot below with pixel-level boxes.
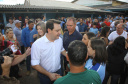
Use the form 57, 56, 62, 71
14, 20, 21, 24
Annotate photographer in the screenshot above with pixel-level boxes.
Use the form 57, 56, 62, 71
1, 47, 31, 77
0, 47, 31, 84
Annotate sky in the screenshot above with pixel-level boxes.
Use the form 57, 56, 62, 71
0, 0, 74, 5
0, 0, 25, 5
0, 0, 113, 6
56, 0, 74, 2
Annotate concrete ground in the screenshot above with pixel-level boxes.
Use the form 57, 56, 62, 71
19, 64, 128, 84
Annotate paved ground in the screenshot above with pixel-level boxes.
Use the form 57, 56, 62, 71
18, 64, 128, 84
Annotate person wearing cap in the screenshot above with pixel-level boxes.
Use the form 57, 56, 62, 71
6, 17, 15, 30
13, 20, 24, 54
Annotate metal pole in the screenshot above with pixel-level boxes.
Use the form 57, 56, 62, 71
72, 13, 74, 17
3, 13, 7, 26
44, 13, 46, 21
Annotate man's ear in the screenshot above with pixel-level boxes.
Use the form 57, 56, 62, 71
47, 28, 51, 33
66, 54, 69, 62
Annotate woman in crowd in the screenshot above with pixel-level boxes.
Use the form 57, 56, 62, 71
82, 32, 96, 46
103, 36, 127, 84
3, 27, 16, 40
5, 29, 20, 49
33, 21, 46, 41
99, 26, 110, 46
85, 37, 107, 82
5, 29, 22, 79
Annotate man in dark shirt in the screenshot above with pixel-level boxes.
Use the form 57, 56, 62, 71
77, 18, 88, 32
63, 17, 82, 74
63, 17, 82, 51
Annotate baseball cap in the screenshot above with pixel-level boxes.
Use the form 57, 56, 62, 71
14, 20, 21, 24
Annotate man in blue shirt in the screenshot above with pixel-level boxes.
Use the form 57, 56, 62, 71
77, 18, 88, 32
30, 27, 38, 45
21, 20, 34, 75
63, 17, 82, 74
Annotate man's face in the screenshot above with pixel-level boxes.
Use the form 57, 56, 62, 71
80, 19, 83, 23
116, 24, 124, 34
16, 23, 21, 28
0, 33, 3, 42
28, 23, 34, 29
66, 20, 76, 33
94, 19, 98, 23
93, 25, 96, 28
25, 19, 28, 23
50, 23, 61, 40
9, 19, 13, 24
107, 18, 109, 22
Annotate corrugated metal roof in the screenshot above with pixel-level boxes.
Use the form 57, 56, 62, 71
0, 0, 115, 13
27, 0, 109, 12
93, 4, 128, 10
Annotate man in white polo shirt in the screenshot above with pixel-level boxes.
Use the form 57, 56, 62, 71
31, 19, 66, 84
108, 23, 127, 44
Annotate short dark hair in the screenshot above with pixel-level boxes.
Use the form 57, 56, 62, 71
90, 38, 107, 65
46, 19, 61, 33
86, 32, 96, 40
25, 17, 29, 20
100, 26, 110, 38
93, 22, 97, 25
9, 17, 13, 20
68, 40, 87, 66
28, 20, 34, 24
101, 23, 106, 27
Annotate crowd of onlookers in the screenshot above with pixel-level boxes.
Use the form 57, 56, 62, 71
0, 14, 128, 84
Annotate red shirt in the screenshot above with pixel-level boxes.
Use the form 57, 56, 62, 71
0, 40, 21, 55
0, 40, 12, 51
104, 21, 110, 26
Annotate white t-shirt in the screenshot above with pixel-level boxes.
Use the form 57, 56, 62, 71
108, 31, 127, 41
110, 21, 115, 31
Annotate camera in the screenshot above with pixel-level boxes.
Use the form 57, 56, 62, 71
0, 48, 14, 64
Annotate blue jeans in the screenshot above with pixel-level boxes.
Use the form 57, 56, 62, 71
103, 71, 120, 84
38, 69, 62, 84
26, 55, 31, 71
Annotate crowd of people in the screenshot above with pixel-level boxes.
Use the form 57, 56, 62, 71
0, 14, 128, 84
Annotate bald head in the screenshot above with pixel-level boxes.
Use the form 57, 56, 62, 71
116, 23, 124, 35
